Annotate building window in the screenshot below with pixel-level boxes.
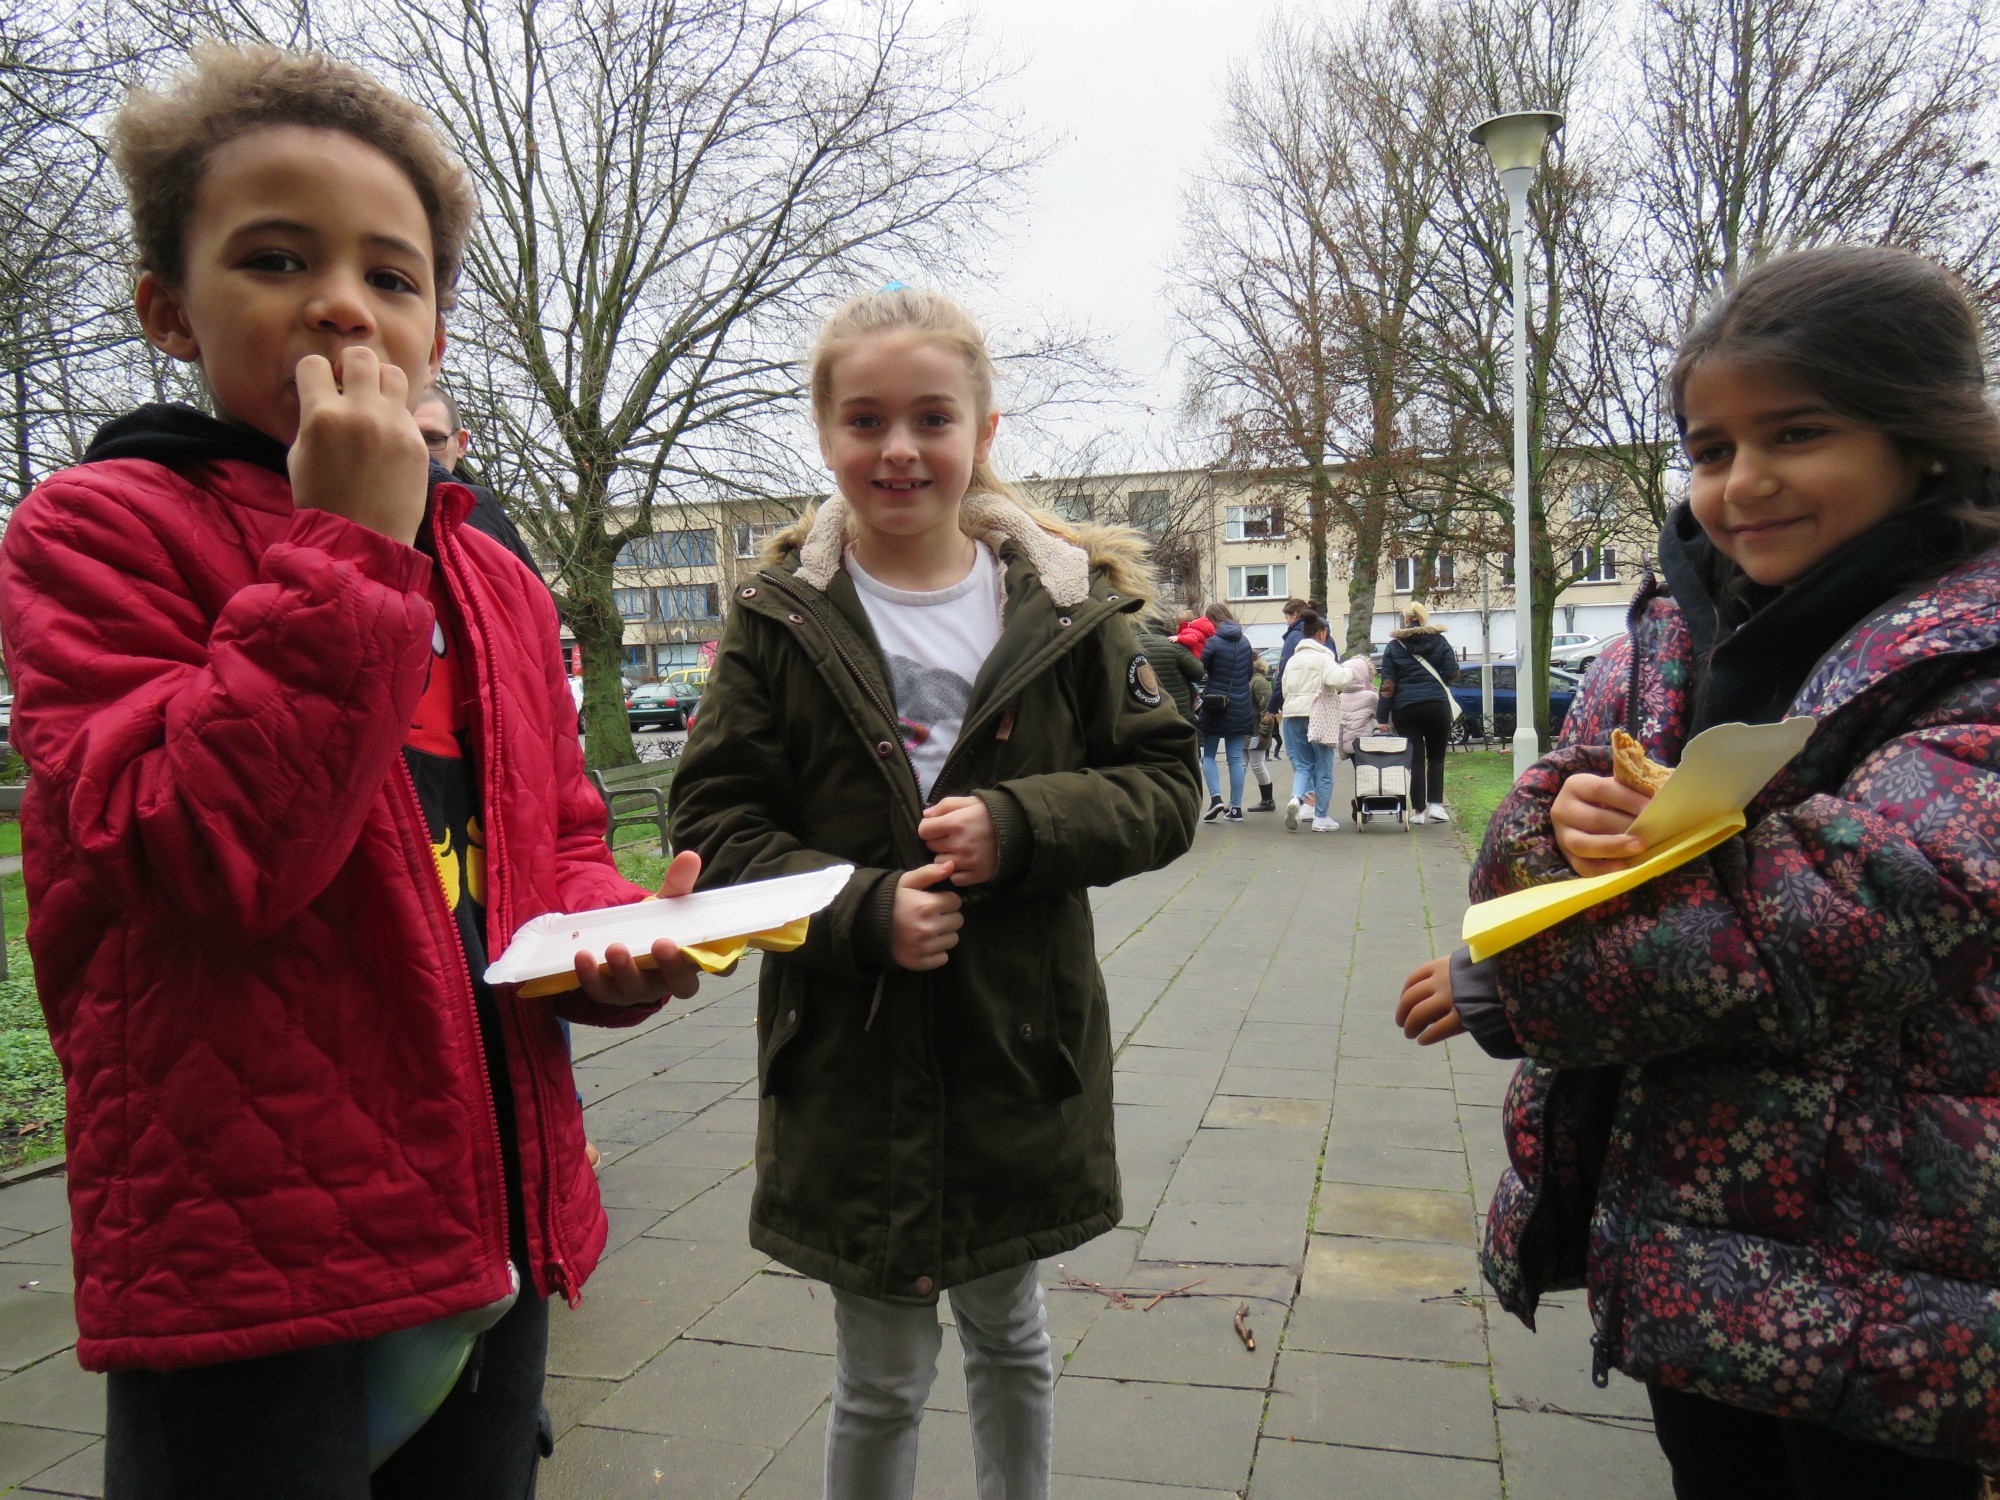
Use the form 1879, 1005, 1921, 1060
734, 521, 785, 558
620, 644, 651, 672
1573, 547, 1618, 584
1226, 563, 1286, 600
1393, 554, 1454, 593
613, 587, 648, 620
1128, 490, 1169, 533
616, 528, 716, 569
656, 643, 706, 669
1224, 504, 1283, 542
1572, 481, 1618, 522
654, 584, 719, 620
1048, 492, 1093, 524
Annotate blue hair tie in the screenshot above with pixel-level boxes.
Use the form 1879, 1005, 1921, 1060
878, 279, 910, 293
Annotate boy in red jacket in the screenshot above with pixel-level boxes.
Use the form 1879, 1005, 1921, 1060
0, 44, 703, 1495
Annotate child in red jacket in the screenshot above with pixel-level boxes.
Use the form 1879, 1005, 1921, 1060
0, 44, 703, 1496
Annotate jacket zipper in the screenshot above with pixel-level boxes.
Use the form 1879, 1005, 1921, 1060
393, 756, 513, 1293
438, 520, 580, 1306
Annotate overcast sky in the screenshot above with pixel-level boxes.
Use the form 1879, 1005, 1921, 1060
973, 0, 1300, 471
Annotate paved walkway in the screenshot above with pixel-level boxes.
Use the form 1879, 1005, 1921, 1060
0, 761, 1672, 1498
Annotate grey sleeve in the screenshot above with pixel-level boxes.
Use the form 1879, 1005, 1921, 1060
1450, 946, 1525, 1060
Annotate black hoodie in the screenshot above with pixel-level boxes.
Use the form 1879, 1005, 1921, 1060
1657, 498, 1966, 738
83, 403, 543, 577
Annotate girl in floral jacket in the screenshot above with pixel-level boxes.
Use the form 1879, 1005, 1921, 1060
1398, 245, 2000, 1497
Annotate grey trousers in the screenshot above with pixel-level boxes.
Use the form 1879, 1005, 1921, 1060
825, 1260, 1053, 1500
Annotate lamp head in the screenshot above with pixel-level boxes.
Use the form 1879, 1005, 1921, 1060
1469, 110, 1565, 174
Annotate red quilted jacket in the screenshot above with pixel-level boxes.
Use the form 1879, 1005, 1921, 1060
0, 430, 651, 1371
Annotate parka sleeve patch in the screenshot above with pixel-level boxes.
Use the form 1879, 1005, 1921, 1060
1127, 654, 1164, 709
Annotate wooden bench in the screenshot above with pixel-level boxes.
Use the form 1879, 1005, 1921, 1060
589, 761, 674, 856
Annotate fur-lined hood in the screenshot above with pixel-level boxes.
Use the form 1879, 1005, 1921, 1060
762, 491, 1157, 608
1389, 621, 1448, 641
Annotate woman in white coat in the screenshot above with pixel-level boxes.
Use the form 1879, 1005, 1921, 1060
1279, 611, 1352, 832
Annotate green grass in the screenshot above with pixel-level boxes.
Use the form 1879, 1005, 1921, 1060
1445, 750, 1515, 858
0, 938, 60, 1175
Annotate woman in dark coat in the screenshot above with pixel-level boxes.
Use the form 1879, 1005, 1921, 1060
1379, 601, 1458, 823
1197, 603, 1256, 821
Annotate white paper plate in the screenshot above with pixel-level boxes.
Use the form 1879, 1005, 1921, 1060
484, 864, 855, 987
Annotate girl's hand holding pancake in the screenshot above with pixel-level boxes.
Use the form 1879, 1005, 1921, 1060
1552, 773, 1652, 877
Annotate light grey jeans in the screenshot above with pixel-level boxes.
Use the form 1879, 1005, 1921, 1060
824, 1259, 1053, 1500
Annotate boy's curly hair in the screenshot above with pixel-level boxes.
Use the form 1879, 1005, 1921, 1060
109, 44, 477, 310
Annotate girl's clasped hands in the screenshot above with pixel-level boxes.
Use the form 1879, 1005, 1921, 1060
890, 795, 1000, 971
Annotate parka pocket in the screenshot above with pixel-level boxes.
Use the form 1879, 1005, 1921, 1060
759, 962, 807, 1098
1031, 942, 1087, 1103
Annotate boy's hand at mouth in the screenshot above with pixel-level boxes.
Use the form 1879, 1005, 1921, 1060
289, 346, 431, 547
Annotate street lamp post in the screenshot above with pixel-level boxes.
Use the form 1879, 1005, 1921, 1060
1469, 109, 1563, 779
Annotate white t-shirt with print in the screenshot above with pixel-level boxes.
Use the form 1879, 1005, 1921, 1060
846, 542, 1004, 800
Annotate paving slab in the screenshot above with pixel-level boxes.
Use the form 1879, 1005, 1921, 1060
1065, 1292, 1279, 1389
1487, 1295, 1653, 1422
1314, 1182, 1477, 1247
1283, 1288, 1490, 1365
1140, 1202, 1304, 1267
1497, 1408, 1672, 1499
1250, 1436, 1502, 1499
0, 1286, 86, 1374
537, 1426, 774, 1500
585, 1339, 832, 1447
14, 1436, 100, 1498
1264, 1348, 1497, 1461
685, 1270, 838, 1356
0, 1421, 93, 1491
1049, 1377, 1264, 1490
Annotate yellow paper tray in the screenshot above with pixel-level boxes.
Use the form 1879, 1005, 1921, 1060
1461, 812, 1745, 963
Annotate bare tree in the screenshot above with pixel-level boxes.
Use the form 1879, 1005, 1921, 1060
352, 0, 1039, 765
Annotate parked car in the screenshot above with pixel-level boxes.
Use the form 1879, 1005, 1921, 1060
1449, 662, 1583, 743
0, 694, 11, 742
626, 679, 698, 732
1551, 630, 1624, 673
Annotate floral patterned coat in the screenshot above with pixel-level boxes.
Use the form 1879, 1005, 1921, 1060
1475, 548, 2000, 1468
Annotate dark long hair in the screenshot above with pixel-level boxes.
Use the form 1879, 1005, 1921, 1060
1670, 244, 2000, 580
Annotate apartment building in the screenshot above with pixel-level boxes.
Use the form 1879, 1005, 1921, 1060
543, 456, 1657, 679
554, 495, 804, 679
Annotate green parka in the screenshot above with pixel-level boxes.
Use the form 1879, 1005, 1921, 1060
669, 492, 1202, 1302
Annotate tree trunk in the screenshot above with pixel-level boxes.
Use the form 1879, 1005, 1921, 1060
1306, 467, 1332, 614
1342, 468, 1393, 658
558, 496, 639, 770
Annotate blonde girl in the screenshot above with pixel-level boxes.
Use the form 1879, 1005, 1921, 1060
670, 287, 1201, 1500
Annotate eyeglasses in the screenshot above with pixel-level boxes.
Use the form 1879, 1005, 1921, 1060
421, 432, 455, 452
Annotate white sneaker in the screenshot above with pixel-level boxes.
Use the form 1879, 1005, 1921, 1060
1309, 817, 1339, 832
1407, 808, 1427, 825
1285, 797, 1301, 831
1426, 803, 1450, 822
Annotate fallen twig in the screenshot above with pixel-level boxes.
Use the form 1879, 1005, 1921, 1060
1061, 1274, 1133, 1310
1233, 1303, 1255, 1352
1141, 1277, 1206, 1311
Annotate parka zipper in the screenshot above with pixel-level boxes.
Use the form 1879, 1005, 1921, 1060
760, 572, 926, 817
